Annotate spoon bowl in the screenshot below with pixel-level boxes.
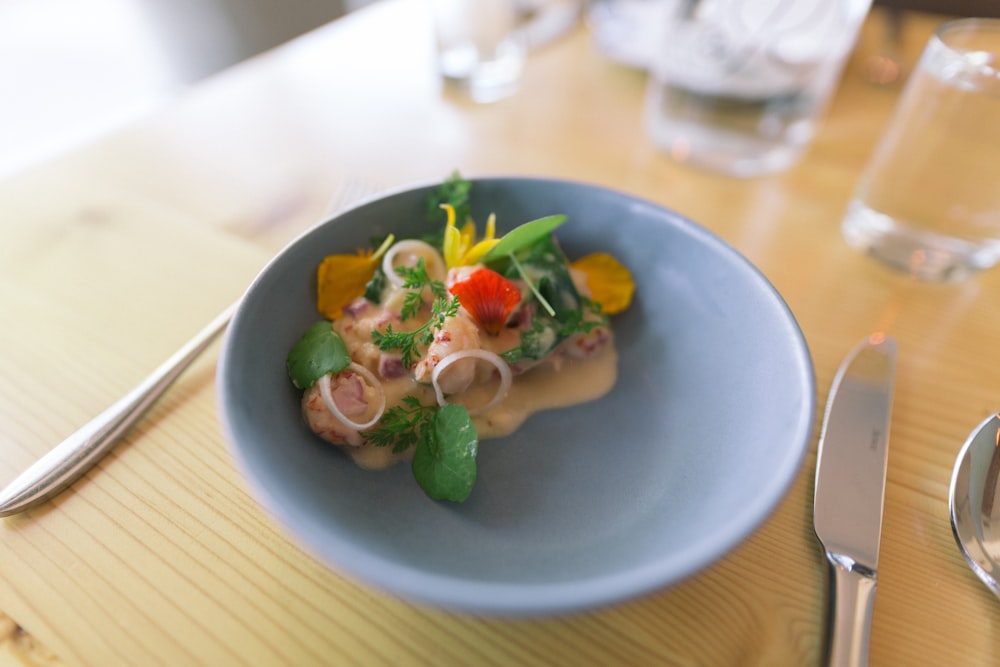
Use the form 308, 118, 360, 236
949, 412, 1000, 596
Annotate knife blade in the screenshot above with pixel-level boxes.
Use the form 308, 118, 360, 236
813, 334, 897, 667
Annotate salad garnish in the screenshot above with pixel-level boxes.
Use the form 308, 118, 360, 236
443, 204, 498, 267
410, 404, 478, 502
448, 268, 521, 336
570, 252, 634, 315
316, 235, 394, 320
286, 172, 635, 503
286, 321, 351, 390
366, 397, 477, 502
370, 259, 460, 369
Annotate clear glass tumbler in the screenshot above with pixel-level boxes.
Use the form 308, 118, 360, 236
643, 0, 872, 177
430, 0, 527, 103
842, 18, 1000, 282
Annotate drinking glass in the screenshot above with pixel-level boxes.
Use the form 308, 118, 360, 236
842, 18, 1000, 281
430, 0, 526, 103
643, 0, 873, 177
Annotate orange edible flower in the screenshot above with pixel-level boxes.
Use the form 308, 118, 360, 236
449, 268, 521, 336
316, 235, 394, 319
571, 252, 635, 314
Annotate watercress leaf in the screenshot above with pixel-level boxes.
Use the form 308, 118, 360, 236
286, 321, 351, 390
411, 404, 478, 502
482, 215, 567, 262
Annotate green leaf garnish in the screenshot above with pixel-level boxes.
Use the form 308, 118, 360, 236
366, 395, 436, 454
509, 253, 556, 317
371, 260, 459, 368
394, 257, 449, 321
482, 214, 566, 262
504, 233, 582, 318
363, 265, 387, 303
286, 321, 351, 389
411, 404, 478, 502
560, 296, 608, 337
367, 398, 480, 502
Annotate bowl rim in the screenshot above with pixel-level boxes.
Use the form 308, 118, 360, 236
217, 175, 816, 615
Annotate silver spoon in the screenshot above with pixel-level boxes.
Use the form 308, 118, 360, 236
949, 412, 1000, 596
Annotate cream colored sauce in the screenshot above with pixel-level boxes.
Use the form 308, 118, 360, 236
473, 344, 617, 437
345, 341, 618, 470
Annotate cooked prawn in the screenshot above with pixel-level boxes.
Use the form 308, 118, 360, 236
413, 313, 481, 394
302, 369, 379, 447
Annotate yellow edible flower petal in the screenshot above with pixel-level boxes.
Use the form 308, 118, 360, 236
484, 212, 496, 241
316, 235, 394, 319
442, 204, 464, 268
460, 220, 476, 253
316, 253, 375, 319
442, 204, 500, 268
460, 212, 499, 264
571, 252, 635, 315
462, 238, 501, 265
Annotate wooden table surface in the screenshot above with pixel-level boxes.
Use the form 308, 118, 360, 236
3, 2, 999, 665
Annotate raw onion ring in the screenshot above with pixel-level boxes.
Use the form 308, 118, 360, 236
318, 362, 387, 431
431, 350, 512, 415
382, 239, 447, 289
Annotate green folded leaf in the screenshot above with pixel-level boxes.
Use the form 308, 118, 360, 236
286, 321, 351, 390
482, 214, 567, 262
411, 404, 478, 502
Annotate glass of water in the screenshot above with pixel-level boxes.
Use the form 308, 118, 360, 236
430, 0, 526, 104
842, 18, 1000, 282
643, 0, 873, 177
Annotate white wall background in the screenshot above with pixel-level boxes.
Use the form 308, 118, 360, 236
0, 0, 377, 179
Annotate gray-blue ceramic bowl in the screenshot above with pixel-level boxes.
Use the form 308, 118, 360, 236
217, 176, 815, 615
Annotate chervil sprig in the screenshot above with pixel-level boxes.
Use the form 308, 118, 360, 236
394, 258, 448, 321
371, 259, 459, 367
365, 395, 436, 453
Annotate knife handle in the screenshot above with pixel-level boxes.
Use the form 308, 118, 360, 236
824, 554, 877, 667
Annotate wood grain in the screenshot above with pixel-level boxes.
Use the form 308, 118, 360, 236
0, 613, 62, 667
2, 3, 1000, 665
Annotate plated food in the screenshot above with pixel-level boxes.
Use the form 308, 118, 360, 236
217, 176, 814, 614
286, 174, 634, 501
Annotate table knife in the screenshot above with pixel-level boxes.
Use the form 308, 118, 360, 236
813, 334, 897, 667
